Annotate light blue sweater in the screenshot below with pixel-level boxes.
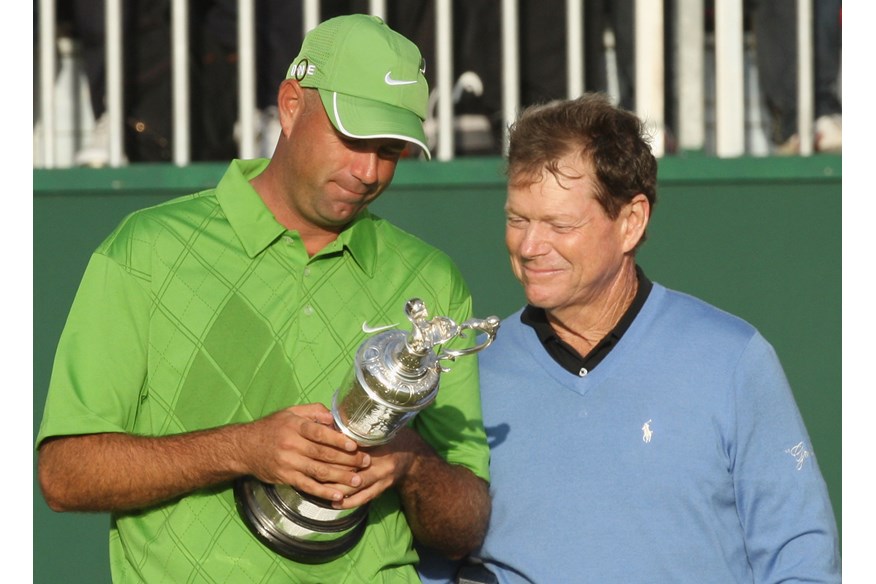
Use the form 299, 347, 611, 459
419, 283, 840, 583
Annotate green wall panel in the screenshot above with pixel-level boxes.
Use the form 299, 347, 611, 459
33, 155, 841, 582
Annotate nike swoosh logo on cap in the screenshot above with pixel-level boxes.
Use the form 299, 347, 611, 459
362, 321, 398, 334
384, 72, 418, 86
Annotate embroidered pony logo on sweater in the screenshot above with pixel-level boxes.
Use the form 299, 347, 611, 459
642, 419, 653, 443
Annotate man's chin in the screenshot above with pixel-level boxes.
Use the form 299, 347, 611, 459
523, 291, 555, 310
323, 205, 366, 227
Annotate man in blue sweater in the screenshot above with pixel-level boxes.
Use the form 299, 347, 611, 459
418, 93, 840, 583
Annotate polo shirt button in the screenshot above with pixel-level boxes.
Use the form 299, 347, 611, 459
303, 305, 314, 316
282, 235, 294, 245
303, 267, 311, 277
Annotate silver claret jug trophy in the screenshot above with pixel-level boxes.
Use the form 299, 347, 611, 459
235, 298, 500, 563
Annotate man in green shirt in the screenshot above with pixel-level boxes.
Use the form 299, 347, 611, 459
36, 14, 491, 583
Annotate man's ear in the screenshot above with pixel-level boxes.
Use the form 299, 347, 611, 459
277, 79, 305, 138
621, 193, 651, 253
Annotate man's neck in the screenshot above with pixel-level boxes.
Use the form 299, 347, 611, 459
546, 262, 640, 356
250, 170, 342, 257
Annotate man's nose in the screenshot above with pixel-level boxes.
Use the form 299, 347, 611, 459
518, 224, 551, 257
351, 150, 379, 185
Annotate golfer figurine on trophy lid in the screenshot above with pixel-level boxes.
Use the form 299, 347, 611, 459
235, 298, 500, 563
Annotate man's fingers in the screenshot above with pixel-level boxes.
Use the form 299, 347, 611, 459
298, 418, 361, 454
287, 461, 365, 501
287, 403, 335, 426
332, 484, 378, 509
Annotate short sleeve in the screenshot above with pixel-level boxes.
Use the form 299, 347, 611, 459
36, 252, 151, 448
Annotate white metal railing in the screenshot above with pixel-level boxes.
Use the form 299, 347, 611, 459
37, 0, 55, 168
635, 0, 665, 157
34, 0, 821, 168
171, 0, 189, 166
715, 0, 745, 157
676, 0, 706, 152
797, 0, 814, 156
106, 0, 124, 165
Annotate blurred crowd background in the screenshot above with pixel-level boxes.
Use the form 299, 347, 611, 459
33, 0, 842, 167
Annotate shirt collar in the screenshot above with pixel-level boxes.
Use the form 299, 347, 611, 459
323, 211, 379, 276
216, 158, 284, 258
216, 158, 378, 275
521, 265, 653, 376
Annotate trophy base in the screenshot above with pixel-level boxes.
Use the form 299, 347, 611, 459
234, 477, 369, 564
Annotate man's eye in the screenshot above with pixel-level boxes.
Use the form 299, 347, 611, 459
380, 145, 405, 158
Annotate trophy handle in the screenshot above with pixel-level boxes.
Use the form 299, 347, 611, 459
436, 315, 501, 361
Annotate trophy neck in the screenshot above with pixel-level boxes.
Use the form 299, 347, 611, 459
393, 344, 429, 375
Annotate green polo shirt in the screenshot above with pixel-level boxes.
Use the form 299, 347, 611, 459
37, 158, 490, 583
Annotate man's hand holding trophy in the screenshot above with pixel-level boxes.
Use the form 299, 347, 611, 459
235, 298, 500, 563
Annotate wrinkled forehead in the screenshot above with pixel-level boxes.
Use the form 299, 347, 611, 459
506, 167, 601, 212
509, 151, 596, 190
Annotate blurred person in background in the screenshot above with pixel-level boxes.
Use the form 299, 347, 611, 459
70, 0, 173, 165
747, 0, 842, 154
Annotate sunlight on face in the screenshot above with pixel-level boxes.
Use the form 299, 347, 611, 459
504, 159, 630, 317
283, 90, 407, 233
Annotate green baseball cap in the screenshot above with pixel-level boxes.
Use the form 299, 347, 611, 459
287, 14, 431, 159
